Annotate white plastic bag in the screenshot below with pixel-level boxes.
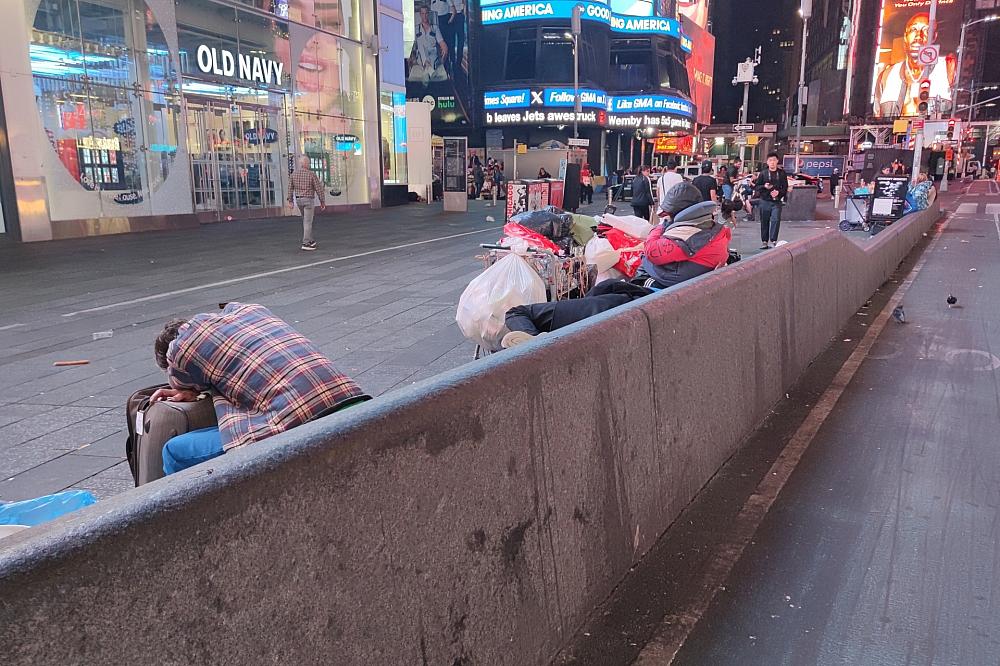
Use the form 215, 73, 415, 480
596, 267, 626, 284
601, 212, 655, 240
584, 236, 620, 273
457, 253, 546, 349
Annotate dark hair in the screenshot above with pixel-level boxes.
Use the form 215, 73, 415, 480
665, 157, 679, 170
154, 318, 188, 370
767, 152, 780, 160
640, 164, 651, 172
701, 161, 714, 173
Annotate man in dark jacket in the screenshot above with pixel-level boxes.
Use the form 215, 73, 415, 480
633, 182, 732, 290
630, 165, 655, 220
754, 152, 789, 249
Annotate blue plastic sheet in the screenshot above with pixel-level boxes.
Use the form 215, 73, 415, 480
0, 490, 97, 527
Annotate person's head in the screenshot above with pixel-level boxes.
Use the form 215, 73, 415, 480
881, 166, 892, 175
733, 158, 742, 166
766, 152, 779, 170
640, 164, 650, 174
661, 182, 704, 218
904, 13, 932, 61
418, 4, 430, 22
665, 156, 678, 171
154, 318, 188, 370
298, 155, 310, 169
701, 161, 714, 174
916, 172, 928, 183
834, 168, 840, 174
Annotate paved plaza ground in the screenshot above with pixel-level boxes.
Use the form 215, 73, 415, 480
0, 197, 839, 503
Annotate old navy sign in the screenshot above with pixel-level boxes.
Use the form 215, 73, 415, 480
480, 1, 691, 51
483, 88, 694, 119
196, 45, 284, 86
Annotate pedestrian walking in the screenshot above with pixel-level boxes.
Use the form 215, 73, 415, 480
580, 163, 594, 205
830, 168, 841, 198
754, 152, 788, 249
656, 156, 684, 216
473, 161, 485, 197
631, 165, 655, 221
287, 155, 326, 251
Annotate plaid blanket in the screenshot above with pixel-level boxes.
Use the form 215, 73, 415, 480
167, 303, 369, 451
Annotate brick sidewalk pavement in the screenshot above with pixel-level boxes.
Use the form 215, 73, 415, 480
0, 198, 833, 503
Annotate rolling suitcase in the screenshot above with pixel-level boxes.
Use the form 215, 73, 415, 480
125, 385, 218, 486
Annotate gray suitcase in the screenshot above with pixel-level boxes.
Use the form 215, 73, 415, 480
125, 385, 218, 486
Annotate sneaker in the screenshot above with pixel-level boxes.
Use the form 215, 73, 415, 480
760, 243, 769, 250
501, 331, 539, 349
301, 241, 317, 251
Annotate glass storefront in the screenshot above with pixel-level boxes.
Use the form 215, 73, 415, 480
2, 0, 388, 237
380, 89, 408, 184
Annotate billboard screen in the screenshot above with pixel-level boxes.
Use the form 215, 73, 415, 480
871, 0, 960, 118
405, 0, 473, 126
675, 0, 708, 28
682, 15, 714, 126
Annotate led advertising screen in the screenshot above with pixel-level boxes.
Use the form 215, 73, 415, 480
405, 0, 473, 126
682, 15, 713, 126
871, 0, 960, 118
675, 0, 708, 28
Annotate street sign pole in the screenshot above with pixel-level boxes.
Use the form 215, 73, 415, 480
912, 0, 938, 184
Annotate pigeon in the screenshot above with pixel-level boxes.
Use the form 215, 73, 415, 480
947, 295, 958, 307
892, 306, 906, 323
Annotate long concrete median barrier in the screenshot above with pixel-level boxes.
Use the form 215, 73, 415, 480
0, 203, 942, 665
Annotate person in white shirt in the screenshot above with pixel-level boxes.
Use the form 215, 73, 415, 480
447, 0, 466, 74
656, 156, 684, 218
408, 5, 449, 83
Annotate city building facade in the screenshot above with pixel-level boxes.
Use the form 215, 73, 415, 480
404, 0, 714, 174
0, 0, 408, 242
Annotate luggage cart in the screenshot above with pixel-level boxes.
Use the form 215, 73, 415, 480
472, 244, 593, 359
839, 194, 872, 232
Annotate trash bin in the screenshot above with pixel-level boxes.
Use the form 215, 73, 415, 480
784, 185, 817, 221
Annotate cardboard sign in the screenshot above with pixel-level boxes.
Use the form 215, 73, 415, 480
868, 176, 909, 222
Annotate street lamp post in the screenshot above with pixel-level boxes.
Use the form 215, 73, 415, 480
571, 5, 582, 140
732, 49, 760, 165
794, 0, 812, 175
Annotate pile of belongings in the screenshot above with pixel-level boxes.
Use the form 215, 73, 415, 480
501, 206, 577, 254
584, 213, 653, 281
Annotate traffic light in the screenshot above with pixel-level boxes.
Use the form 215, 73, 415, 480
918, 79, 931, 115
947, 118, 956, 140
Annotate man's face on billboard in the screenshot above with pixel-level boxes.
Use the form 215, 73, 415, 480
905, 13, 931, 58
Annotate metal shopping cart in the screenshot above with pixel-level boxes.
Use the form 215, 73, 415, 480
472, 244, 594, 359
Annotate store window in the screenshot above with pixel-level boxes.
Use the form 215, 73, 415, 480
504, 28, 537, 81
292, 26, 368, 204
610, 39, 653, 90
287, 0, 361, 41
538, 29, 574, 83
29, 0, 181, 219
380, 89, 407, 184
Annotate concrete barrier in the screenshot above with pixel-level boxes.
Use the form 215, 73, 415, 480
0, 204, 942, 665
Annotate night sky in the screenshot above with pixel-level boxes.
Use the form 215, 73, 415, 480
710, 0, 798, 124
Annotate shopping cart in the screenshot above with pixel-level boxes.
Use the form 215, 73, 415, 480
472, 244, 594, 359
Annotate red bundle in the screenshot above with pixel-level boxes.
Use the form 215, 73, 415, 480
597, 224, 644, 278
501, 223, 562, 254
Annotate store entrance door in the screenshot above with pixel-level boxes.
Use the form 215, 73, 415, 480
185, 98, 286, 218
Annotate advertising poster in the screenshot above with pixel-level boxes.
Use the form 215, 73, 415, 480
405, 0, 473, 126
548, 179, 565, 208
680, 17, 713, 127
871, 0, 960, 118
527, 180, 549, 211
506, 181, 529, 220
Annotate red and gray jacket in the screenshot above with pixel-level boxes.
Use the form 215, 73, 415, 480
638, 201, 731, 288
